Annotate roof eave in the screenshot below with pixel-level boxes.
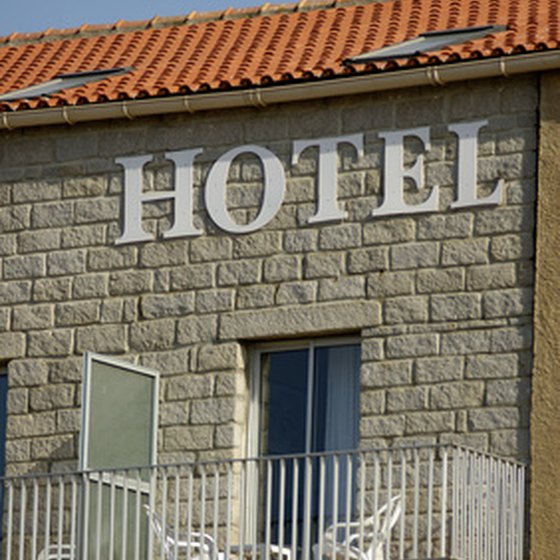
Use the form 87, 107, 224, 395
1, 49, 559, 131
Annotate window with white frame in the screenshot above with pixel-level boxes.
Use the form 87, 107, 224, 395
248, 339, 361, 544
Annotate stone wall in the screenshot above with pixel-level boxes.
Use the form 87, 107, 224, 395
0, 75, 537, 476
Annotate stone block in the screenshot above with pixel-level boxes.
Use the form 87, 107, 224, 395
0, 206, 30, 232
263, 255, 300, 283
31, 201, 73, 228
441, 239, 489, 266
304, 253, 343, 279
218, 260, 262, 286
140, 241, 187, 267
405, 411, 455, 434
171, 264, 215, 290
27, 330, 73, 357
466, 263, 517, 291
441, 330, 492, 355
0, 281, 31, 305
195, 289, 234, 314
474, 206, 534, 235
49, 358, 83, 383
468, 407, 521, 431
61, 225, 105, 248
12, 305, 53, 330
483, 288, 533, 318
490, 326, 532, 352
57, 409, 81, 432
465, 353, 520, 379
347, 247, 388, 274
12, 180, 61, 203
18, 230, 61, 253
319, 276, 365, 301
129, 320, 176, 352
431, 293, 481, 321
55, 301, 100, 326
177, 315, 218, 344
73, 274, 109, 299
236, 285, 276, 309
3, 255, 45, 279
360, 415, 405, 437
415, 356, 464, 383
391, 242, 439, 270
430, 381, 484, 409
7, 412, 56, 438
190, 398, 237, 424
164, 426, 214, 451
360, 390, 385, 415
109, 270, 152, 295
5, 440, 30, 463
47, 249, 86, 276
220, 301, 380, 340
7, 388, 28, 414
63, 176, 107, 198
31, 434, 75, 460
490, 429, 529, 458
367, 271, 414, 297
30, 384, 75, 411
417, 213, 473, 240
215, 424, 242, 448
75, 197, 118, 224
33, 278, 71, 302
363, 218, 416, 245
198, 343, 243, 371
319, 224, 362, 250
486, 378, 531, 406
490, 233, 534, 261
362, 360, 412, 388
190, 237, 233, 262
233, 232, 281, 258
416, 268, 465, 294
385, 334, 438, 359
276, 281, 317, 305
88, 246, 137, 270
166, 375, 213, 400
8, 359, 48, 386
159, 402, 189, 426
140, 293, 194, 319
76, 325, 128, 354
386, 387, 427, 412
384, 296, 428, 324
284, 230, 318, 253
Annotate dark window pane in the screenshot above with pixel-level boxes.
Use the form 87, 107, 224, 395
265, 349, 309, 456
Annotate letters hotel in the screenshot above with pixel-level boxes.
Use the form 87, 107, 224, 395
0, 0, 558, 558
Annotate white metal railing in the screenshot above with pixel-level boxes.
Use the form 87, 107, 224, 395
0, 445, 525, 560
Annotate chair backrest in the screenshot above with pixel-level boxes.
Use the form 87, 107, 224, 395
371, 495, 402, 560
36, 544, 74, 560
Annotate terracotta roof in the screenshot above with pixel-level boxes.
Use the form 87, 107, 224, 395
0, 0, 558, 113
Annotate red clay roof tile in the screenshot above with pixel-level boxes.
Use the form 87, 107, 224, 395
0, 0, 558, 112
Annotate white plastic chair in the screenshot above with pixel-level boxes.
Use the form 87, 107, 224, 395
145, 505, 225, 560
36, 544, 74, 560
312, 494, 402, 560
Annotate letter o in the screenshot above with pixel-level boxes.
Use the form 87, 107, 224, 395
205, 145, 286, 234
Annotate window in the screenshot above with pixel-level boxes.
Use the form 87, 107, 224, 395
248, 339, 360, 544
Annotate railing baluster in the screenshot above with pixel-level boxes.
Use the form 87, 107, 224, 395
426, 448, 434, 559
6, 480, 13, 560
358, 453, 365, 558
70, 477, 77, 560
108, 472, 116, 560
303, 454, 313, 560
317, 456, 326, 560
173, 467, 180, 560
161, 467, 168, 560
440, 447, 448, 559
187, 466, 194, 560
371, 451, 379, 558
18, 479, 26, 560
121, 470, 129, 560
412, 448, 419, 559
398, 449, 406, 560
45, 477, 52, 560
278, 458, 286, 560
134, 469, 141, 560
344, 453, 352, 560
330, 455, 338, 560
226, 463, 232, 559
57, 476, 65, 560
291, 458, 299, 560
213, 467, 220, 560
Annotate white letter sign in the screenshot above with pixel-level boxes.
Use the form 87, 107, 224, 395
292, 134, 364, 224
373, 127, 438, 217
205, 145, 286, 234
450, 120, 503, 208
115, 150, 202, 245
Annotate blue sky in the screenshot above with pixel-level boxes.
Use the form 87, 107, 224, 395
1, 0, 279, 37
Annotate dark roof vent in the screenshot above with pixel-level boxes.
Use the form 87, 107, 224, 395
346, 25, 508, 64
0, 66, 133, 102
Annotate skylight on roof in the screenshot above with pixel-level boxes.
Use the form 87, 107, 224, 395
346, 25, 508, 64
0, 67, 133, 102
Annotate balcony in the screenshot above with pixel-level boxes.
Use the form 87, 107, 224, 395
1, 444, 525, 560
